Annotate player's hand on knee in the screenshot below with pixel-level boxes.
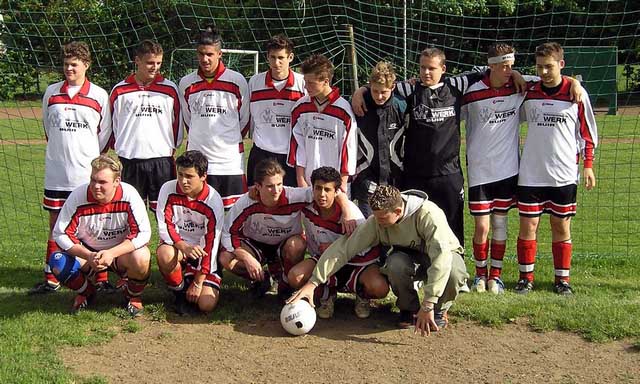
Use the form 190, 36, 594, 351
186, 281, 203, 303
244, 257, 264, 281
286, 282, 316, 307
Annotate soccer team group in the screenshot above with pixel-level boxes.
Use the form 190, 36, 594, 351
32, 26, 598, 336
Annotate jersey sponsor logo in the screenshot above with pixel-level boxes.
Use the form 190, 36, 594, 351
389, 123, 398, 130
248, 219, 293, 237
413, 105, 455, 122
179, 220, 206, 232
124, 94, 165, 117
480, 107, 517, 125
260, 107, 290, 128
305, 122, 336, 141
48, 112, 90, 132
88, 223, 128, 241
529, 107, 567, 126
191, 92, 228, 117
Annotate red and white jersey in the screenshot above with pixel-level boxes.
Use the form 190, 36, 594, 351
179, 63, 250, 175
156, 180, 224, 276
53, 182, 151, 252
109, 74, 183, 160
43, 79, 111, 191
303, 200, 379, 265
248, 70, 306, 154
519, 78, 598, 187
287, 87, 358, 184
222, 186, 313, 251
461, 75, 537, 187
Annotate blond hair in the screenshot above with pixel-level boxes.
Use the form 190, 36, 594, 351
369, 185, 403, 211
369, 61, 396, 89
91, 154, 122, 178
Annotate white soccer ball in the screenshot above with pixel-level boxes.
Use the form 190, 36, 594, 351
280, 299, 317, 336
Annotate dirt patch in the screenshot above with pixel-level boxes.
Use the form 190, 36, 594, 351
0, 107, 42, 120
61, 311, 639, 384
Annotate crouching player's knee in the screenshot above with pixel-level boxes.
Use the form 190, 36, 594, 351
360, 265, 390, 299
197, 288, 220, 313
48, 251, 81, 283
127, 246, 151, 279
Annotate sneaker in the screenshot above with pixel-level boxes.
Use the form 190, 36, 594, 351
316, 294, 336, 319
514, 279, 534, 294
554, 280, 574, 296
71, 292, 95, 314
487, 277, 505, 295
126, 297, 144, 317
433, 310, 449, 331
353, 295, 371, 319
398, 310, 417, 329
470, 276, 486, 293
458, 280, 470, 294
28, 280, 60, 295
95, 280, 118, 294
249, 272, 271, 299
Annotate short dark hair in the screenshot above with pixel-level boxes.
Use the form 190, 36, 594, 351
136, 40, 163, 58
254, 158, 285, 184
487, 43, 515, 58
265, 34, 295, 54
196, 25, 223, 48
176, 150, 208, 177
369, 185, 403, 211
310, 167, 342, 190
62, 41, 91, 65
420, 47, 446, 66
535, 42, 564, 61
301, 53, 334, 82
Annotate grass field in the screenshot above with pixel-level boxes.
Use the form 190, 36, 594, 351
0, 108, 639, 382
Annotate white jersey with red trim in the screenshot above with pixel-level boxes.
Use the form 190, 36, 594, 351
303, 200, 379, 265
222, 186, 312, 251
461, 75, 531, 187
53, 182, 151, 252
287, 87, 358, 184
519, 78, 598, 187
248, 70, 306, 154
43, 79, 111, 191
156, 180, 224, 276
109, 74, 183, 160
179, 63, 250, 175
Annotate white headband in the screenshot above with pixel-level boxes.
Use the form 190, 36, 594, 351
488, 53, 515, 64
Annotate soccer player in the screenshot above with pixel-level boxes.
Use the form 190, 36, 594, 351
247, 34, 306, 187
47, 155, 152, 316
352, 61, 406, 218
515, 42, 597, 295
156, 150, 224, 314
289, 185, 468, 336
219, 158, 356, 301
179, 26, 250, 209
287, 167, 389, 319
287, 53, 358, 193
352, 48, 485, 246
109, 39, 183, 212
31, 41, 112, 295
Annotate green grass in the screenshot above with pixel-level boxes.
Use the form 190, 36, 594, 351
0, 112, 639, 382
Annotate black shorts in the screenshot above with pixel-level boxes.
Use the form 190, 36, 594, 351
517, 184, 577, 218
246, 145, 297, 187
308, 256, 375, 294
468, 175, 518, 216
402, 171, 465, 246
206, 174, 247, 209
43, 189, 72, 211
119, 156, 175, 211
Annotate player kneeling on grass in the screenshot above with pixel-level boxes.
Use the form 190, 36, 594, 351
219, 159, 356, 302
48, 155, 151, 316
289, 185, 467, 336
287, 167, 389, 319
156, 150, 224, 315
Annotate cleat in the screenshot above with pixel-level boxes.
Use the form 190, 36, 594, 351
458, 278, 470, 293
487, 277, 505, 295
115, 277, 128, 291
316, 293, 336, 319
28, 281, 60, 295
470, 276, 486, 293
249, 271, 271, 299
276, 282, 293, 305
397, 310, 417, 329
354, 295, 371, 319
554, 281, 573, 296
71, 292, 95, 314
95, 280, 118, 294
433, 310, 449, 331
173, 290, 189, 315
514, 279, 534, 294
126, 297, 144, 317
